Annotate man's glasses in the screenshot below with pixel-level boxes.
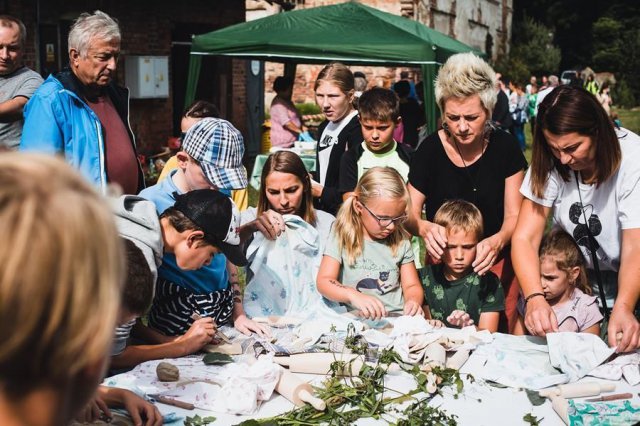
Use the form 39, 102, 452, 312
359, 202, 407, 228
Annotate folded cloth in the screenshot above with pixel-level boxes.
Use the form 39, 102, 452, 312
547, 332, 615, 382
469, 333, 568, 390
568, 400, 640, 426
589, 352, 640, 385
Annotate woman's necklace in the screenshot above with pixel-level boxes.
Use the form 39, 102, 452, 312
451, 136, 487, 194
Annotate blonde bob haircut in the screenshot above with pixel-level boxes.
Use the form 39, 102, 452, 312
335, 167, 410, 265
433, 199, 484, 241
0, 153, 123, 399
434, 52, 498, 115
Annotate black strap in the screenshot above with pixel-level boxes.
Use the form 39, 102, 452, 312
574, 171, 610, 320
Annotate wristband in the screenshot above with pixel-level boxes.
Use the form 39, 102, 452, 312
524, 292, 545, 305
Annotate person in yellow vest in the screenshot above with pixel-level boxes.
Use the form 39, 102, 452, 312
584, 74, 599, 96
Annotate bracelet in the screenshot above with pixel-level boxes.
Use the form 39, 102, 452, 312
524, 292, 545, 305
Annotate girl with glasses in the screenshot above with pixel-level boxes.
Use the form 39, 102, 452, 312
317, 167, 425, 319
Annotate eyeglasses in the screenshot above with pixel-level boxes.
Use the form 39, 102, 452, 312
359, 202, 407, 228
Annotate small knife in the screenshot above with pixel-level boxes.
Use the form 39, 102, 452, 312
190, 312, 232, 344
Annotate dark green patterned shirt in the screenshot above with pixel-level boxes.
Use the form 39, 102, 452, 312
421, 264, 505, 326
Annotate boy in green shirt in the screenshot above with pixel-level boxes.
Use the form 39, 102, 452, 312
421, 200, 504, 331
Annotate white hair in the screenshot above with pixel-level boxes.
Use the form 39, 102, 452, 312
68, 10, 120, 57
434, 52, 498, 114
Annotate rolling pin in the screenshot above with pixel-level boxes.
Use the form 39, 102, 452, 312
539, 382, 616, 399
276, 369, 326, 411
273, 353, 365, 376
422, 342, 446, 368
445, 349, 470, 370
550, 396, 569, 425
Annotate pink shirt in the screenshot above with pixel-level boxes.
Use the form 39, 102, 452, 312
270, 97, 300, 148
87, 95, 139, 194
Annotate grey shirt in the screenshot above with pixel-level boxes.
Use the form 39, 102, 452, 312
0, 67, 43, 149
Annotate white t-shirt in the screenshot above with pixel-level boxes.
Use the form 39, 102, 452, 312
520, 129, 640, 272
318, 110, 359, 186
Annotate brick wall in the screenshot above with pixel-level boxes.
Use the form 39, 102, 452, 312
5, 0, 246, 155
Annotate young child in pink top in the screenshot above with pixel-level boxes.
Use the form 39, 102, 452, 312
514, 229, 603, 335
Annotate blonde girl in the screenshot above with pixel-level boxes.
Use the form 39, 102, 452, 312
514, 229, 602, 335
317, 167, 424, 319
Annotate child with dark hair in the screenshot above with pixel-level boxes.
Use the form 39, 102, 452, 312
109, 189, 248, 370
339, 87, 412, 198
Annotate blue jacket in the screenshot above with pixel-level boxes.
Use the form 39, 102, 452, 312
20, 70, 143, 193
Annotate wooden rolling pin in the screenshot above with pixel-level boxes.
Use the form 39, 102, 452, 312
445, 349, 470, 370
276, 369, 326, 411
273, 353, 365, 376
539, 382, 616, 399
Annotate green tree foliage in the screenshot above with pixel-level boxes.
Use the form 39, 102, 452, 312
510, 16, 561, 76
494, 16, 560, 84
592, 17, 624, 71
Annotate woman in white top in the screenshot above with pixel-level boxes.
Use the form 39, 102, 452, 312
513, 85, 640, 352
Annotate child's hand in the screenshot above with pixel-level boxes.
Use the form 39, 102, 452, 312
403, 300, 424, 317
349, 292, 387, 320
427, 319, 444, 328
447, 310, 474, 328
175, 317, 216, 354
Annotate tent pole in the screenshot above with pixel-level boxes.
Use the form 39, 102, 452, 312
184, 54, 202, 109
421, 63, 439, 134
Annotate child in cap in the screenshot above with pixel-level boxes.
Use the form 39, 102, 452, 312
421, 200, 505, 331
110, 239, 221, 370
138, 117, 268, 340
111, 188, 247, 357
339, 87, 412, 200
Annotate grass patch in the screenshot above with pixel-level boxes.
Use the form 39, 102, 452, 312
614, 107, 640, 134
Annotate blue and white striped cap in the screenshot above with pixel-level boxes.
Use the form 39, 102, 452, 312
182, 117, 248, 190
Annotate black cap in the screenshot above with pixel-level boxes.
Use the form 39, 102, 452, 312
172, 189, 247, 266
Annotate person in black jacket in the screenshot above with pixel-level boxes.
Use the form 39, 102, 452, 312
312, 63, 363, 215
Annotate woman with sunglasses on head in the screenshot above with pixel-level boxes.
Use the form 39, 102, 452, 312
317, 167, 424, 320
512, 85, 640, 352
405, 53, 527, 332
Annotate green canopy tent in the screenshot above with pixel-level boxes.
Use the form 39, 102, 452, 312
186, 1, 481, 134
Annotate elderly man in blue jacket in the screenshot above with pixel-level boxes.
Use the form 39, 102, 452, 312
21, 10, 143, 194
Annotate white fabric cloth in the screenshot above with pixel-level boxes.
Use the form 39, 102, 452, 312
589, 352, 640, 385
243, 214, 340, 319
520, 129, 640, 272
547, 332, 615, 382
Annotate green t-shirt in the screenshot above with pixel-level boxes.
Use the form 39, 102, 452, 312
421, 264, 504, 326
357, 141, 410, 182
324, 229, 414, 312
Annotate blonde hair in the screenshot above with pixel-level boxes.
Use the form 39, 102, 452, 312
0, 153, 123, 399
314, 62, 355, 94
433, 199, 484, 240
539, 229, 590, 295
335, 167, 410, 265
434, 52, 497, 115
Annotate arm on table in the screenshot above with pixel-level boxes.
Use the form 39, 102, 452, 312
228, 260, 270, 337
316, 255, 387, 319
399, 260, 424, 316
473, 170, 524, 275
111, 318, 216, 369
609, 228, 640, 352
511, 198, 557, 336
98, 386, 162, 426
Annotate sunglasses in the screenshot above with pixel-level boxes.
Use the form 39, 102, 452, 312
359, 201, 407, 228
